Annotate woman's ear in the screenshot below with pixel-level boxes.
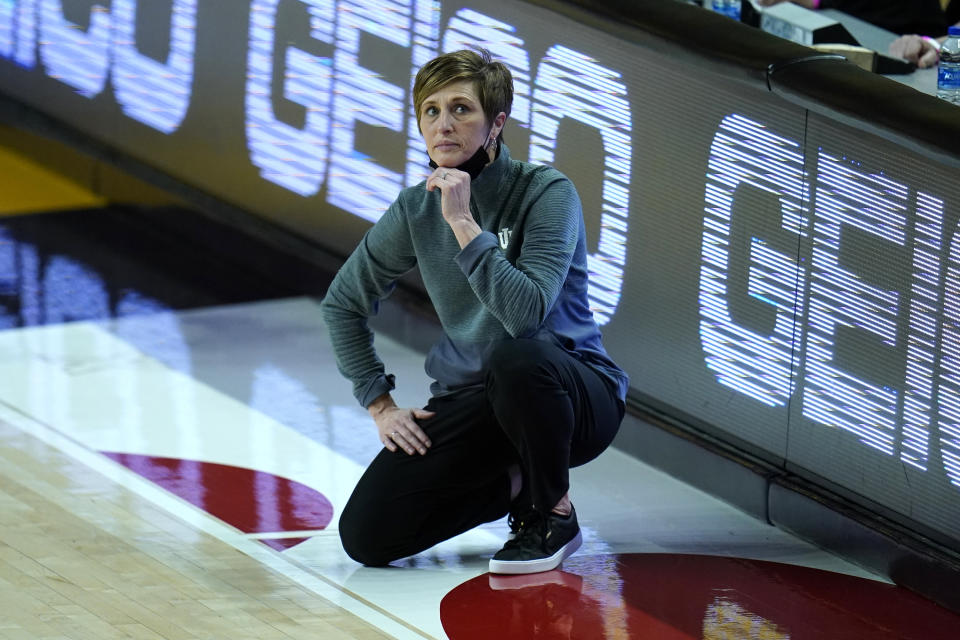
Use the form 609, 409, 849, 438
491, 111, 507, 141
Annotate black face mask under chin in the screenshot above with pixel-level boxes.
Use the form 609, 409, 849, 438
428, 142, 496, 181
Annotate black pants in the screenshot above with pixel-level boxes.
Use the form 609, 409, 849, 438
338, 338, 624, 566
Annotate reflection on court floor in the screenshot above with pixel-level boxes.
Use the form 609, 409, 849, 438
103, 453, 335, 551
442, 554, 960, 639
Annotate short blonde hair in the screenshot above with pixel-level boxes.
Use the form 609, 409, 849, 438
413, 48, 513, 141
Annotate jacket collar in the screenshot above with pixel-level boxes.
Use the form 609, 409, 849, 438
471, 141, 510, 194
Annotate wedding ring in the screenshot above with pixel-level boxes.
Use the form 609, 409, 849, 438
441, 172, 447, 180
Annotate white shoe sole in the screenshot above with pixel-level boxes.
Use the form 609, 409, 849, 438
488, 530, 582, 575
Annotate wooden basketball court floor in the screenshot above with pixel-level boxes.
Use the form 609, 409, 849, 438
2, 144, 960, 639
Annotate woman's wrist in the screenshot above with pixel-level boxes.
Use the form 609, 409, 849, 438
922, 35, 943, 52
449, 217, 482, 249
367, 393, 396, 417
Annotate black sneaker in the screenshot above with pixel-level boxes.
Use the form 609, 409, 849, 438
489, 506, 582, 574
506, 477, 532, 540
506, 505, 534, 540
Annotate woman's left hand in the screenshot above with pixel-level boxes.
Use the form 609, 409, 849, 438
427, 167, 481, 248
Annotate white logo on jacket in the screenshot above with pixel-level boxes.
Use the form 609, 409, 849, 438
498, 227, 512, 249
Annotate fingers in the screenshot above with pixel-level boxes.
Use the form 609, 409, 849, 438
426, 167, 467, 193
426, 168, 452, 192
888, 36, 909, 60
382, 430, 399, 453
389, 429, 427, 455
904, 41, 924, 63
387, 425, 430, 455
890, 35, 925, 63
919, 47, 939, 69
379, 408, 435, 455
408, 411, 434, 450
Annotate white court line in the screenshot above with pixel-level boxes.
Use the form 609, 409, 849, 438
245, 530, 331, 539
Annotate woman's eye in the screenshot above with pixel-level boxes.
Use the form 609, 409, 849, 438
454, 104, 468, 114
424, 106, 438, 117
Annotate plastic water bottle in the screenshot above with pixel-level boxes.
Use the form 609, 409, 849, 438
712, 0, 740, 20
938, 26, 960, 104
728, 0, 741, 21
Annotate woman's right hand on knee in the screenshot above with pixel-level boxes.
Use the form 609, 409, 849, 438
367, 393, 435, 455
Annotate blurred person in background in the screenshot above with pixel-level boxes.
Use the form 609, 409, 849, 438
756, 0, 949, 38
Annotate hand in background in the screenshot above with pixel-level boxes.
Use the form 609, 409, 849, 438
890, 34, 941, 68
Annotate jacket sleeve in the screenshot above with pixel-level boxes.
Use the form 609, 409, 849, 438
320, 200, 417, 407
455, 175, 581, 338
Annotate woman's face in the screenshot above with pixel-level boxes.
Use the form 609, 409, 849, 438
419, 80, 494, 168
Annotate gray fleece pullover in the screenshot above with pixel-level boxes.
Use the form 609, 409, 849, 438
320, 144, 628, 407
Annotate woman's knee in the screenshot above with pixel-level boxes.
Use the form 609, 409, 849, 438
338, 502, 395, 566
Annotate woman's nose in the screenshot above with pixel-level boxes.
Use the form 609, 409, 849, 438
437, 109, 454, 131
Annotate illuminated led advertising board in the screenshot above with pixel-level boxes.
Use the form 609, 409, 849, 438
1, 0, 959, 553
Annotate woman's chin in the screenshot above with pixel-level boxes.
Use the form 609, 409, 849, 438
431, 153, 469, 168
